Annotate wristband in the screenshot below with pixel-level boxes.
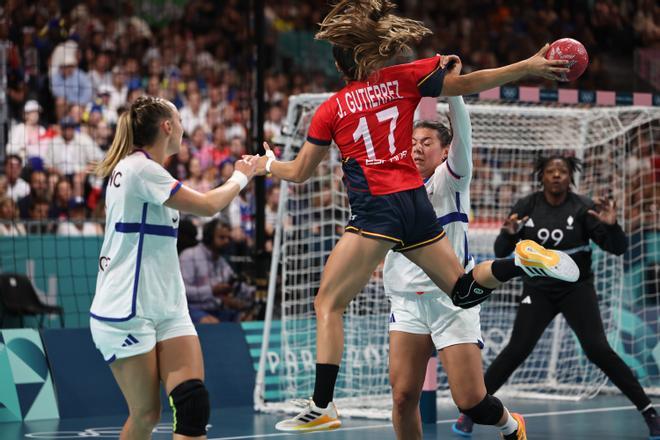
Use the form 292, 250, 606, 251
228, 170, 248, 190
265, 157, 275, 174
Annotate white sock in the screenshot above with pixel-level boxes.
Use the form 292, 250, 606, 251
498, 409, 519, 436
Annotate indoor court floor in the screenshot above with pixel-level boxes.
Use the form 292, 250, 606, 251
1, 395, 649, 439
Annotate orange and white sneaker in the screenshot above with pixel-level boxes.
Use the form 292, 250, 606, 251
515, 239, 579, 282
501, 412, 527, 440
275, 399, 341, 432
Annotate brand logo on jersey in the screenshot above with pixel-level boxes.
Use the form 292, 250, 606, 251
566, 215, 574, 230
525, 218, 535, 228
350, 214, 357, 221
389, 313, 396, 323
521, 296, 532, 304
99, 256, 111, 272
172, 216, 178, 223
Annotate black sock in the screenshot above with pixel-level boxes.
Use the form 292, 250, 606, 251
491, 259, 526, 282
313, 363, 339, 408
642, 406, 657, 418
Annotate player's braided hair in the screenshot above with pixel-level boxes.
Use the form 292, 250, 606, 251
413, 120, 452, 147
534, 155, 583, 187
95, 96, 173, 177
316, 0, 432, 81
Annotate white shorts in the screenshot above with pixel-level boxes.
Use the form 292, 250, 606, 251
90, 313, 197, 363
388, 293, 483, 351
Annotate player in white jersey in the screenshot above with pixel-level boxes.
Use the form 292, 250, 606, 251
90, 96, 257, 440
383, 96, 529, 440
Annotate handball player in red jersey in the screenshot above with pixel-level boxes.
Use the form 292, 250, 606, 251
253, 1, 577, 433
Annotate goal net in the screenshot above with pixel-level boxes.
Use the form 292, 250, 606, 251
255, 93, 660, 418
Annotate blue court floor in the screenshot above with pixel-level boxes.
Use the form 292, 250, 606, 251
1, 395, 651, 439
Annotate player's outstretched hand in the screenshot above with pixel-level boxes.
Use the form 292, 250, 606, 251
588, 197, 617, 225
251, 142, 274, 176
441, 54, 462, 76
235, 155, 258, 180
502, 213, 529, 235
525, 44, 570, 80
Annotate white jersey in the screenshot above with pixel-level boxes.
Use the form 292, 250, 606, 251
383, 96, 474, 297
90, 151, 186, 321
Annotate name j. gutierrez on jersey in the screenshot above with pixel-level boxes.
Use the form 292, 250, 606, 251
336, 80, 403, 118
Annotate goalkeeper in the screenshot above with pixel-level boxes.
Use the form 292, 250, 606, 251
453, 156, 660, 439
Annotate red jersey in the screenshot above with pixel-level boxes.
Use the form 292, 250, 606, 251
307, 56, 446, 196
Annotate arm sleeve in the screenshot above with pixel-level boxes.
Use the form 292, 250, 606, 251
493, 198, 527, 257
409, 56, 447, 97
306, 101, 333, 146
445, 96, 472, 180
135, 160, 182, 205
583, 201, 627, 255
179, 251, 215, 303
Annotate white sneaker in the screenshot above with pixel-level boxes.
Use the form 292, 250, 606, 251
514, 240, 580, 282
275, 399, 341, 432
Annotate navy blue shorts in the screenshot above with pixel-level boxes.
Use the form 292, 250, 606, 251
345, 185, 445, 252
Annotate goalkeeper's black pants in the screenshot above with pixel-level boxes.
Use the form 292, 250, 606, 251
484, 282, 651, 410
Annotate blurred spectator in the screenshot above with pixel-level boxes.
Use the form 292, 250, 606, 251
56, 197, 103, 236
50, 49, 93, 105
6, 100, 48, 162
4, 155, 30, 202
49, 178, 72, 220
184, 157, 212, 193
180, 219, 252, 324
17, 170, 49, 219
44, 116, 104, 177
27, 197, 52, 234
180, 90, 208, 135
0, 197, 26, 236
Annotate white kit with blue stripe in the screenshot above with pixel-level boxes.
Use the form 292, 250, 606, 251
383, 96, 475, 298
90, 150, 187, 322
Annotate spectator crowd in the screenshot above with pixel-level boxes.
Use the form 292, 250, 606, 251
0, 0, 658, 321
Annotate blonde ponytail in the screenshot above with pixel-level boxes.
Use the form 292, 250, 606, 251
94, 96, 173, 177
95, 111, 134, 177
316, 0, 432, 81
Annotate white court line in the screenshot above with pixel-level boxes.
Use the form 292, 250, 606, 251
208, 404, 641, 440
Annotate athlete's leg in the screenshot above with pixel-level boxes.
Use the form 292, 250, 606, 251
560, 284, 652, 410
110, 350, 162, 440
313, 233, 393, 402
158, 335, 207, 440
484, 290, 557, 394
389, 331, 435, 440
403, 236, 502, 293
441, 343, 523, 438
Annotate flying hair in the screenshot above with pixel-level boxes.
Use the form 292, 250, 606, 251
316, 0, 432, 81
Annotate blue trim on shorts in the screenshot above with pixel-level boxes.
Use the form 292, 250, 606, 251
90, 203, 149, 322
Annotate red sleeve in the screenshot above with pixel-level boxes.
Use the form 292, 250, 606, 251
407, 56, 446, 97
306, 100, 333, 146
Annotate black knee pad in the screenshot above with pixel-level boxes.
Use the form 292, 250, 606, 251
450, 270, 493, 309
460, 394, 504, 425
169, 379, 210, 436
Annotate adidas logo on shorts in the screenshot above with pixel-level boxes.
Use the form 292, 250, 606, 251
121, 334, 140, 347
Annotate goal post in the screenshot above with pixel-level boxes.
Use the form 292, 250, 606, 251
255, 93, 660, 418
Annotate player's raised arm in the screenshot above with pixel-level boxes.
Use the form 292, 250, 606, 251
445, 96, 472, 178
440, 44, 570, 97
